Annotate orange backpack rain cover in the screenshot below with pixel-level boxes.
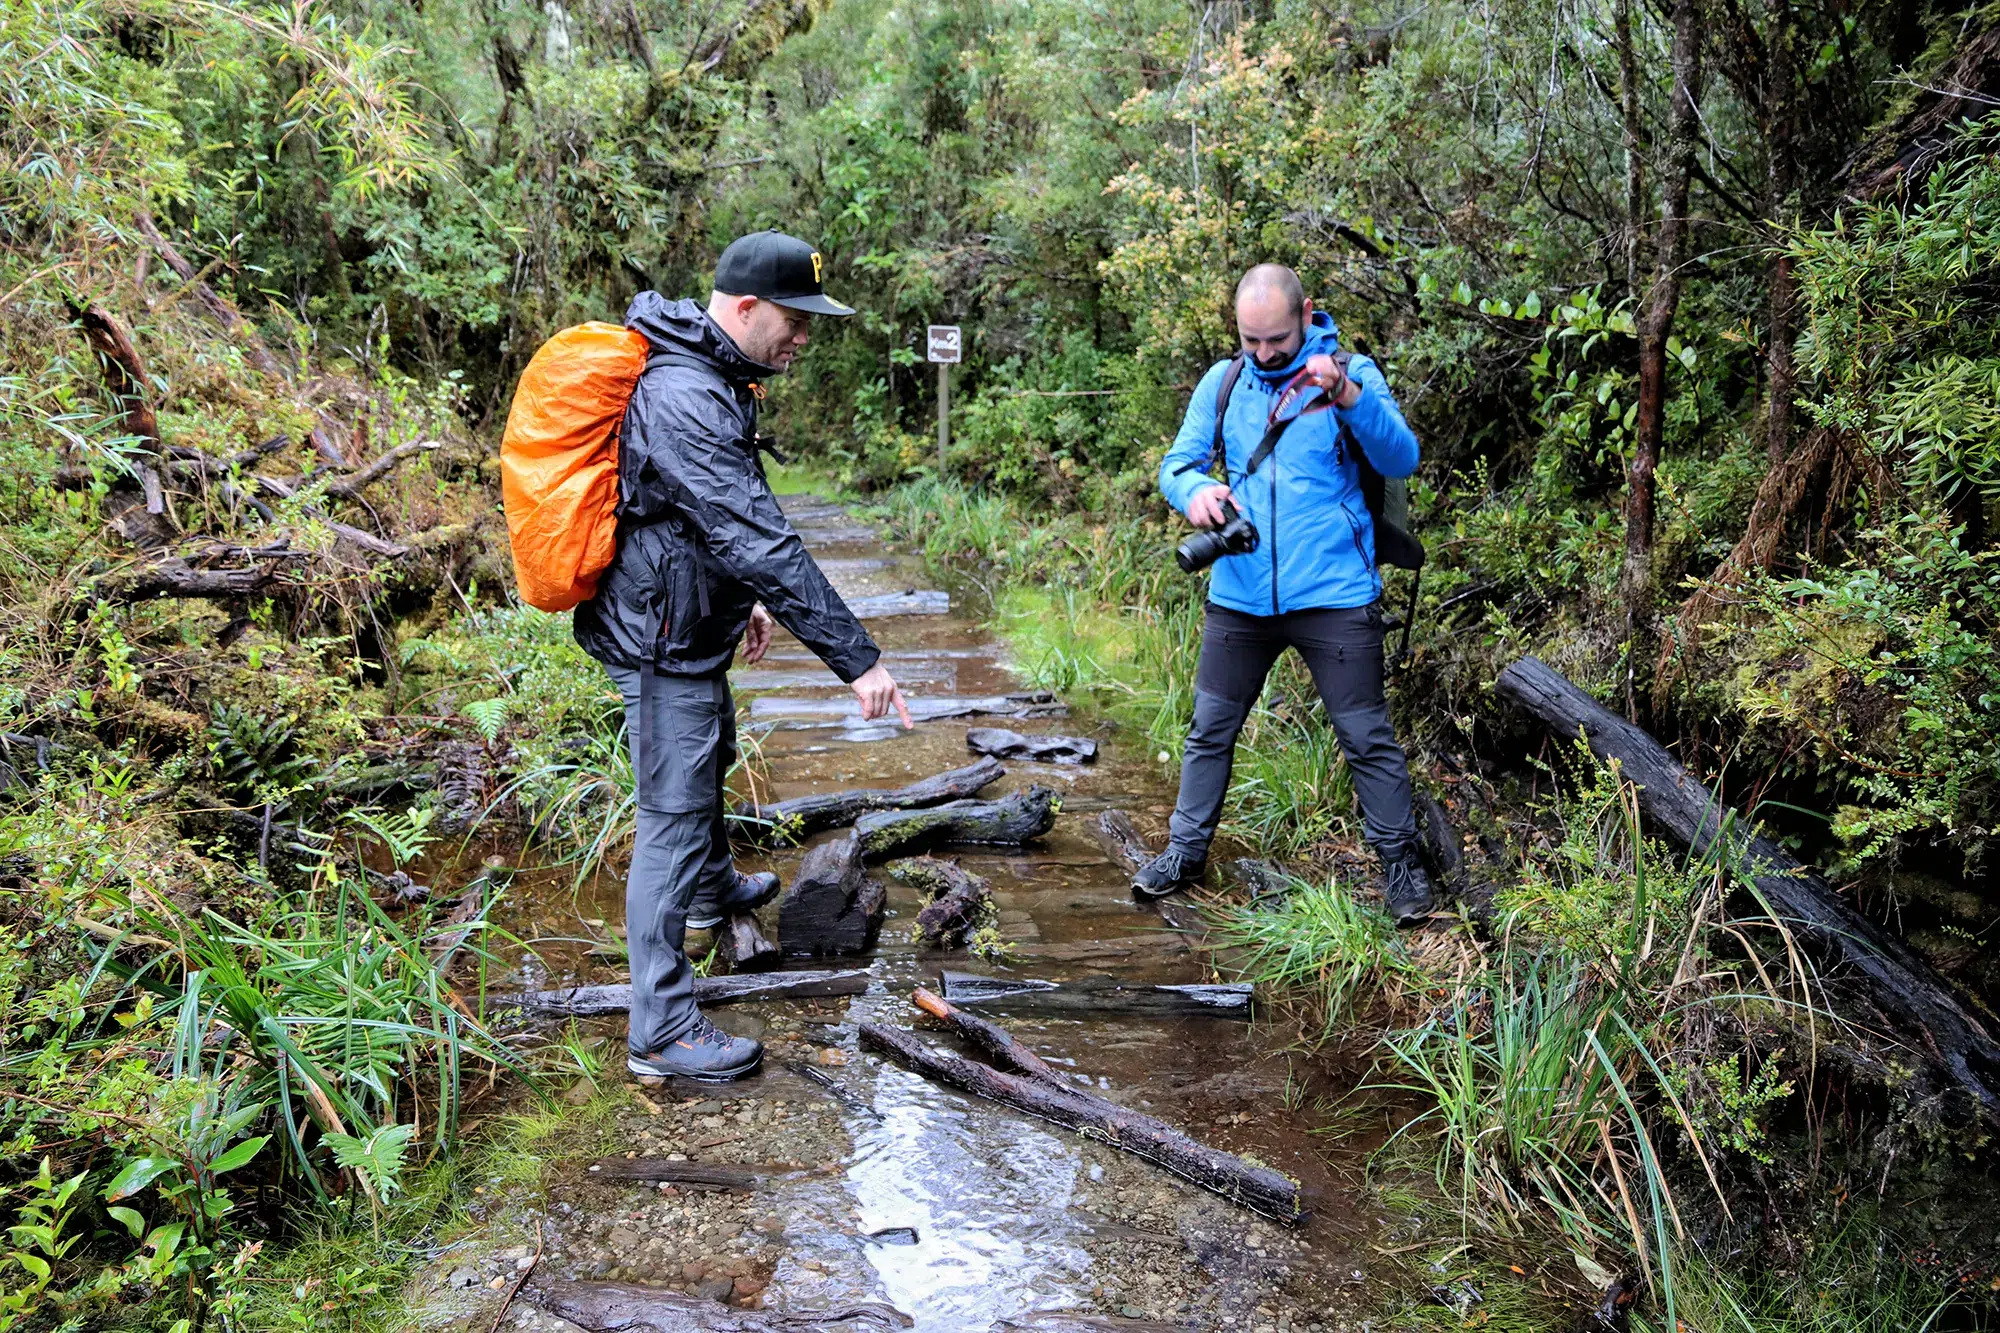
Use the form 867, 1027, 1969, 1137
500, 322, 650, 612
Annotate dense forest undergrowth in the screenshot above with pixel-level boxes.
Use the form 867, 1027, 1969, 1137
3, 0, 1999, 1328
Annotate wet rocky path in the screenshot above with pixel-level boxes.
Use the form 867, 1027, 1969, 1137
433, 495, 1396, 1333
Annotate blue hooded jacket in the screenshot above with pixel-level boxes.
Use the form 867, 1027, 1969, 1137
1159, 311, 1419, 615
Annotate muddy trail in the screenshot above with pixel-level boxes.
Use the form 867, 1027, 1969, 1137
426, 497, 1399, 1333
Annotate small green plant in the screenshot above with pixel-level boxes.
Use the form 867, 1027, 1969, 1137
1664, 1053, 1793, 1165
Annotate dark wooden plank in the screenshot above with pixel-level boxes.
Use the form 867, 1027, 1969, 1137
1495, 654, 2000, 1121
778, 838, 886, 956
584, 1159, 803, 1191
489, 969, 871, 1017
938, 970, 1252, 1020
966, 727, 1098, 765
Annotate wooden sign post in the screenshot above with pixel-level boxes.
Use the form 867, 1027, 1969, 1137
927, 324, 961, 477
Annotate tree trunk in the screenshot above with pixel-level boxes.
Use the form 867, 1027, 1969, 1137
1619, 0, 1703, 697
1761, 0, 1798, 468
1613, 0, 1647, 294
1494, 655, 2000, 1124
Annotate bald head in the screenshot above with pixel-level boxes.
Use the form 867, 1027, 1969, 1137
1235, 264, 1304, 317
1234, 264, 1313, 370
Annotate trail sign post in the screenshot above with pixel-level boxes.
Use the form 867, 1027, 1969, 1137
928, 325, 961, 476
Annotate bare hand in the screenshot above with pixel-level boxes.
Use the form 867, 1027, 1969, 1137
1187, 484, 1235, 529
741, 604, 775, 664
1303, 353, 1362, 409
851, 662, 913, 729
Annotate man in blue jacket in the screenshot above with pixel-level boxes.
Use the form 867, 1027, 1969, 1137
1135, 264, 1435, 924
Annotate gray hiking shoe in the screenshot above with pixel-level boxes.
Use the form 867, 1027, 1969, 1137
1381, 847, 1435, 927
687, 870, 781, 930
627, 1014, 763, 1083
1132, 847, 1207, 901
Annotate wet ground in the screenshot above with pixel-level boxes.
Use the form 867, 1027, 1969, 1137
420, 495, 1399, 1333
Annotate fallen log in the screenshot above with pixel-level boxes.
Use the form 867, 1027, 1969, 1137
938, 970, 1252, 1021
489, 969, 871, 1017
854, 785, 1057, 860
777, 838, 886, 956
890, 858, 994, 948
965, 728, 1098, 765
731, 757, 1004, 845
527, 1278, 911, 1332
720, 913, 782, 972
583, 1158, 804, 1191
858, 1019, 1305, 1224
912, 986, 1061, 1083
1495, 654, 2000, 1121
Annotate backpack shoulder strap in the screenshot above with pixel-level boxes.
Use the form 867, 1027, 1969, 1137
1170, 353, 1247, 480
1211, 353, 1245, 462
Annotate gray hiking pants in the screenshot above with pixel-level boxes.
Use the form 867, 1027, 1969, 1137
605, 664, 736, 1057
1166, 603, 1419, 859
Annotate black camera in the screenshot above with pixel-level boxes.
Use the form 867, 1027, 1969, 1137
1176, 498, 1260, 573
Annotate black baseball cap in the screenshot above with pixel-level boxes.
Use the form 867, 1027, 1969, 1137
714, 230, 854, 317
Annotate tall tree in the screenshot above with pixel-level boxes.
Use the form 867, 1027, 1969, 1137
1619, 0, 1704, 696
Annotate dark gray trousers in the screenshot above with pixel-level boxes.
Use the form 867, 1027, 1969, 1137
605, 665, 736, 1057
1166, 603, 1419, 859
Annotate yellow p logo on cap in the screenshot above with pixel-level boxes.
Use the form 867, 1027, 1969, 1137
811, 251, 823, 283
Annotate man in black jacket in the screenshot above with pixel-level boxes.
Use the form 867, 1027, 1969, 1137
575, 230, 911, 1082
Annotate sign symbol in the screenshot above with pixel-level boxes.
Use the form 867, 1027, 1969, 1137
926, 325, 962, 364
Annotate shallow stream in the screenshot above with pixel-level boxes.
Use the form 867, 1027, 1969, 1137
476, 496, 1398, 1332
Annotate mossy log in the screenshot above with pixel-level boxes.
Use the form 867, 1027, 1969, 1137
889, 857, 994, 948
853, 785, 1056, 860
1496, 653, 2000, 1122
731, 757, 1004, 845
859, 1009, 1305, 1225
777, 837, 886, 956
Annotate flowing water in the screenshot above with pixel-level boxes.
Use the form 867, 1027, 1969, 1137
479, 496, 1399, 1332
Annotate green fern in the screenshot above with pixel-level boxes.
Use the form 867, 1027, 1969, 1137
461, 697, 510, 743
323, 1122, 415, 1202
207, 704, 316, 799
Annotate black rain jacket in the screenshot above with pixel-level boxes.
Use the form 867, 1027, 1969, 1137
571, 294, 881, 682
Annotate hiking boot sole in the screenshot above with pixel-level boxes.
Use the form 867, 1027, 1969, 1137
627, 1048, 763, 1083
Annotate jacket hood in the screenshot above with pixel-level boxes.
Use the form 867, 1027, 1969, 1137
623, 292, 773, 384
1248, 309, 1342, 385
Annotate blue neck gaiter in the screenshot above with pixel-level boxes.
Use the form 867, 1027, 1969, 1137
1247, 310, 1342, 385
